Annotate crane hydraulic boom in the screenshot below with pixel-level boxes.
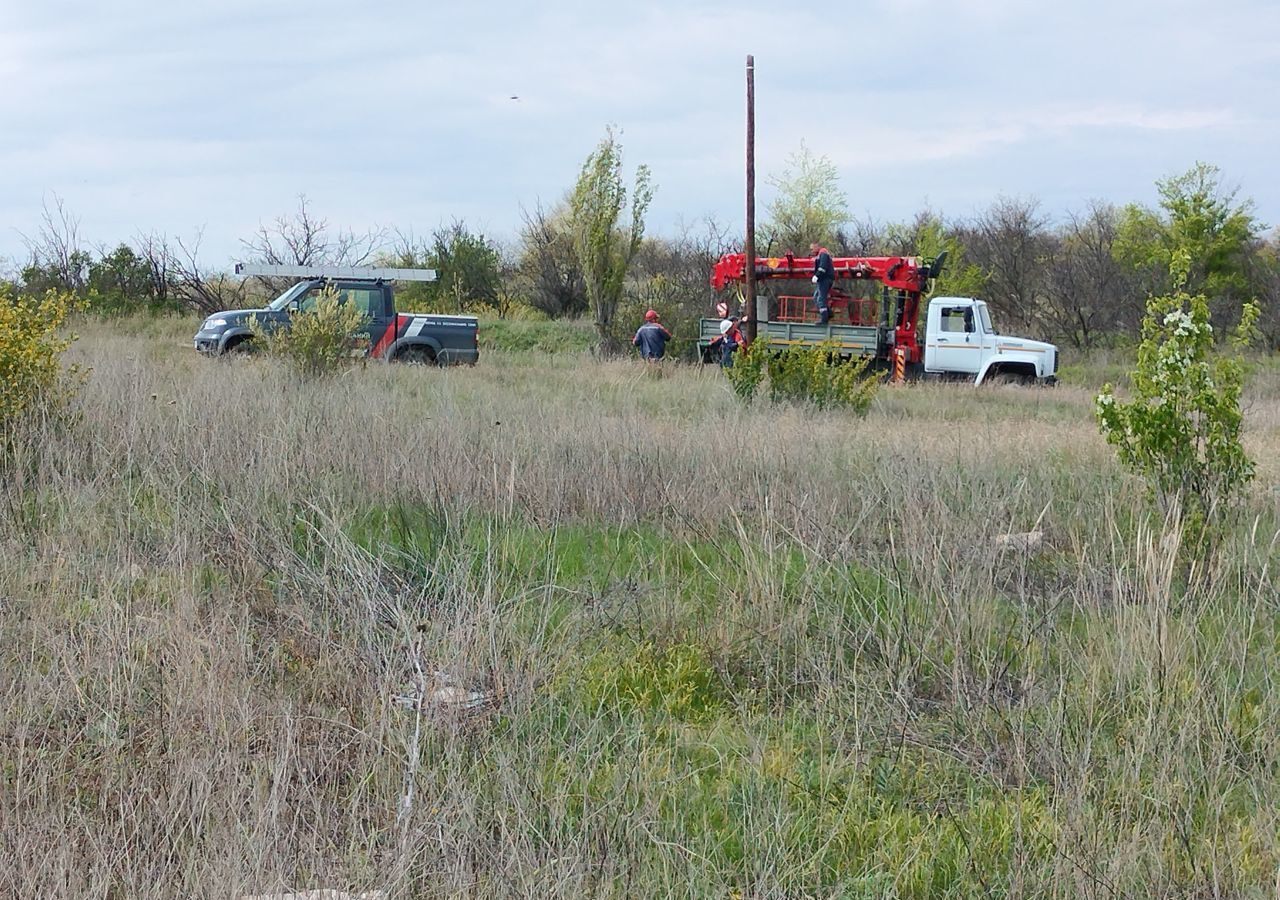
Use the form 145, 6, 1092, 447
710, 252, 940, 293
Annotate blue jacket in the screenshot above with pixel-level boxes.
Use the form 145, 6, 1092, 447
813, 249, 835, 283
633, 322, 671, 359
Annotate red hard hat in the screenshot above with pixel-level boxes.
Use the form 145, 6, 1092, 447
644, 309, 659, 321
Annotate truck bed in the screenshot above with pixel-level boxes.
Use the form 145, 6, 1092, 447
698, 318, 885, 359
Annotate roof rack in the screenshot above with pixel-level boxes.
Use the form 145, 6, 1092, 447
234, 262, 437, 282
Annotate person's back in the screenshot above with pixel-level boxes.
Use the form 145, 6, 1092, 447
813, 247, 834, 283
633, 311, 671, 360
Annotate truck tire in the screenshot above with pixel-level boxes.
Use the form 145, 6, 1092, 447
994, 371, 1034, 386
396, 345, 438, 366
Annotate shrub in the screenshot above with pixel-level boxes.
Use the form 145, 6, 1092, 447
1095, 251, 1260, 529
725, 336, 767, 400
0, 284, 84, 435
727, 339, 878, 413
248, 286, 369, 378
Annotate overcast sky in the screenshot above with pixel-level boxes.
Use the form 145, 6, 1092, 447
3, 0, 1277, 270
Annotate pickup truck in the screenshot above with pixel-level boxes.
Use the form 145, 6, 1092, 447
194, 268, 479, 365
699, 296, 1056, 385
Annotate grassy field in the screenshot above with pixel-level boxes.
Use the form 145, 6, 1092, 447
2, 316, 1278, 898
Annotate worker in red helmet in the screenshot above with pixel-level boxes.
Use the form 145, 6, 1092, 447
633, 309, 672, 362
810, 241, 834, 326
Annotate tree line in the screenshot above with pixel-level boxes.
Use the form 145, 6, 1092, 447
5, 134, 1276, 354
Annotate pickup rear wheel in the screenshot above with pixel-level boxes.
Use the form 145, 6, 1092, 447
396, 346, 438, 366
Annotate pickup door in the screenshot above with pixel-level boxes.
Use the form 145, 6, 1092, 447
929, 304, 989, 374
296, 281, 395, 353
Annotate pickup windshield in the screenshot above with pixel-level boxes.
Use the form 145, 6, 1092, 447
265, 282, 311, 311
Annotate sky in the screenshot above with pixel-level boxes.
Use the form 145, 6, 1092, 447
2, 0, 1278, 270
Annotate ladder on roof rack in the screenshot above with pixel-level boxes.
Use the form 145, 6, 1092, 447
234, 262, 437, 282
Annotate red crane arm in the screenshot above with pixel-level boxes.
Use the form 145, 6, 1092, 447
709, 252, 931, 292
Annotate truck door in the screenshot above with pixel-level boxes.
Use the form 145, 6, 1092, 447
295, 282, 395, 356
930, 304, 982, 374
339, 283, 394, 356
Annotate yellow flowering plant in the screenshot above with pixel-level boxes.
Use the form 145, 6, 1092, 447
0, 284, 85, 435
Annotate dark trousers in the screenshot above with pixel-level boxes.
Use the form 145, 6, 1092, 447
720, 338, 738, 368
813, 279, 833, 324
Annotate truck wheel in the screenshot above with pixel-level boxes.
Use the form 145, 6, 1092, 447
224, 337, 255, 356
397, 346, 437, 366
990, 370, 1033, 386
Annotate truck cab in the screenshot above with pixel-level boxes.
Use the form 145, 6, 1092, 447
923, 297, 1056, 384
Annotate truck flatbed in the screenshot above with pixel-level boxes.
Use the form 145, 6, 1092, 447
698, 318, 885, 360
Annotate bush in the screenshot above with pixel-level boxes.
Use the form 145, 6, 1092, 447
0, 285, 84, 436
248, 286, 369, 378
1095, 251, 1260, 530
727, 339, 879, 413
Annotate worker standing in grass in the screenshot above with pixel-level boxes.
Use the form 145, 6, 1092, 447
810, 242, 834, 325
633, 309, 672, 363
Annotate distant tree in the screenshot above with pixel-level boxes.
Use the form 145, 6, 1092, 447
1042, 202, 1136, 349
568, 127, 654, 352
513, 203, 588, 319
86, 244, 175, 315
165, 230, 246, 316
963, 196, 1052, 334
429, 221, 503, 312
379, 231, 433, 311
384, 222, 502, 313
833, 217, 884, 256
134, 232, 175, 311
763, 142, 848, 254
19, 195, 90, 298
241, 195, 386, 295
1114, 162, 1257, 329
20, 253, 91, 303
1247, 231, 1280, 350
883, 210, 988, 300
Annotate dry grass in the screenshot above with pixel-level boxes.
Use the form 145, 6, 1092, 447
1, 316, 1278, 898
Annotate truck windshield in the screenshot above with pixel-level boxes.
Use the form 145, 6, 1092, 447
265, 282, 310, 311
977, 304, 994, 334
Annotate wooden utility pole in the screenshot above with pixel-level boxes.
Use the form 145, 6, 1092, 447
744, 54, 757, 341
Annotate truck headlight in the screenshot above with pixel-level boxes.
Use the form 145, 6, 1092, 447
204, 318, 228, 329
